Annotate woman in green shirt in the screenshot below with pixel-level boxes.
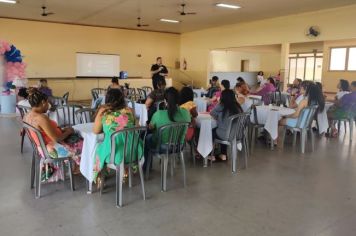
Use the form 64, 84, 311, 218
93, 89, 143, 183
144, 87, 191, 170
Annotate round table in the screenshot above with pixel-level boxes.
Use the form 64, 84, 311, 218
194, 98, 208, 113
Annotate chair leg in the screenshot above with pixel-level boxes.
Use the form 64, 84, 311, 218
21, 131, 25, 153
281, 127, 287, 149
337, 121, 341, 134
232, 140, 237, 173
67, 159, 75, 191
99, 171, 105, 195
128, 165, 132, 188
292, 131, 297, 147
180, 152, 187, 188
138, 160, 146, 200
350, 119, 354, 142
251, 127, 256, 153
310, 128, 315, 152
30, 152, 35, 189
145, 153, 152, 180
243, 138, 248, 169
270, 135, 274, 150
35, 158, 41, 199
301, 130, 307, 154
190, 141, 196, 166
344, 121, 347, 134
116, 163, 124, 208
161, 155, 169, 192
170, 155, 174, 177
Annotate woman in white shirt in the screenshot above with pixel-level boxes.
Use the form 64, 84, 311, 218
235, 82, 253, 112
335, 79, 350, 100
257, 71, 266, 86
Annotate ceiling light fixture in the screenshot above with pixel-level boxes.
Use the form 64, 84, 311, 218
215, 3, 241, 9
160, 18, 180, 23
0, 0, 17, 4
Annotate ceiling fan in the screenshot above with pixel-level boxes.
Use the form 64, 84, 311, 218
136, 17, 149, 27
179, 3, 196, 16
41, 6, 55, 17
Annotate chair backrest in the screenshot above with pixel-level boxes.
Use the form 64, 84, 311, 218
109, 126, 147, 166
142, 86, 153, 96
251, 105, 260, 125
136, 88, 147, 101
75, 108, 96, 124
155, 122, 189, 154
62, 92, 69, 104
91, 88, 106, 101
16, 105, 31, 119
221, 113, 250, 141
295, 105, 319, 129
155, 100, 166, 111
126, 88, 137, 100
22, 122, 51, 159
55, 104, 83, 126
193, 92, 198, 98
49, 96, 66, 107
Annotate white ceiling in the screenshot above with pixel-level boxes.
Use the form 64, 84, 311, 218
1, 0, 356, 34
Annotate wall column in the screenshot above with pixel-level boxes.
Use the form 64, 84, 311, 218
280, 43, 290, 91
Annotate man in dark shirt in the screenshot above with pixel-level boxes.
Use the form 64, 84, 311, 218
151, 57, 168, 89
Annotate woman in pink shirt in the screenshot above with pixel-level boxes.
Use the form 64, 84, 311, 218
251, 77, 276, 104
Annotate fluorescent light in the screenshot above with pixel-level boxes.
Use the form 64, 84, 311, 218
160, 18, 180, 23
216, 3, 241, 9
0, 0, 17, 4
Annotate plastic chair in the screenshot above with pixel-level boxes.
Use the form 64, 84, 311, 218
125, 99, 136, 117
17, 105, 31, 153
55, 104, 83, 127
142, 86, 153, 96
91, 88, 107, 101
155, 100, 166, 111
99, 127, 147, 207
281, 105, 319, 153
48, 96, 66, 107
62, 92, 69, 105
126, 88, 137, 101
136, 88, 147, 102
249, 105, 265, 153
145, 122, 189, 192
23, 122, 75, 199
333, 103, 356, 142
75, 108, 96, 124
212, 113, 250, 173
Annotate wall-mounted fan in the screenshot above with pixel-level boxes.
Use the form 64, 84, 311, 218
305, 26, 320, 38
137, 17, 149, 27
41, 6, 55, 17
179, 3, 196, 15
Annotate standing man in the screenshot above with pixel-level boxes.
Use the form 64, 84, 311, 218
151, 57, 168, 89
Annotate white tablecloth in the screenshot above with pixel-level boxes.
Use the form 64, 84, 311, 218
193, 89, 206, 98
129, 103, 148, 126
73, 123, 104, 184
194, 98, 208, 113
196, 113, 217, 158
251, 105, 295, 140
317, 102, 333, 134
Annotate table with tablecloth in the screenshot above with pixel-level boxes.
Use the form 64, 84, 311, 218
194, 98, 208, 113
195, 113, 217, 166
251, 105, 295, 140
316, 102, 334, 134
130, 103, 148, 126
73, 122, 104, 193
193, 89, 206, 98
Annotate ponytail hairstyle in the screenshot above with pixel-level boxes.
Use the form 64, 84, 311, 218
164, 87, 180, 122
306, 83, 325, 113
27, 88, 48, 108
221, 80, 230, 90
103, 88, 126, 114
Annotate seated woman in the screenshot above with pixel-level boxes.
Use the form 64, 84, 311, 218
289, 80, 312, 109
250, 77, 276, 104
145, 78, 166, 124
287, 78, 302, 97
335, 79, 350, 100
210, 89, 243, 161
206, 76, 220, 98
208, 80, 230, 112
327, 81, 356, 137
235, 82, 253, 112
280, 83, 325, 128
38, 79, 53, 97
93, 89, 140, 182
107, 76, 123, 91
17, 87, 31, 107
144, 87, 191, 168
316, 82, 328, 99
23, 88, 82, 182
180, 86, 198, 141
236, 77, 250, 94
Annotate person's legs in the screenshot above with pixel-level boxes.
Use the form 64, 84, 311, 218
152, 78, 158, 90
143, 134, 154, 171
212, 129, 227, 160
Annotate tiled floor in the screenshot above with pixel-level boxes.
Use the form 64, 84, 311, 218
0, 117, 355, 236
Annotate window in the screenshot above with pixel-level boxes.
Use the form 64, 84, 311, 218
329, 47, 356, 71
288, 52, 323, 83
